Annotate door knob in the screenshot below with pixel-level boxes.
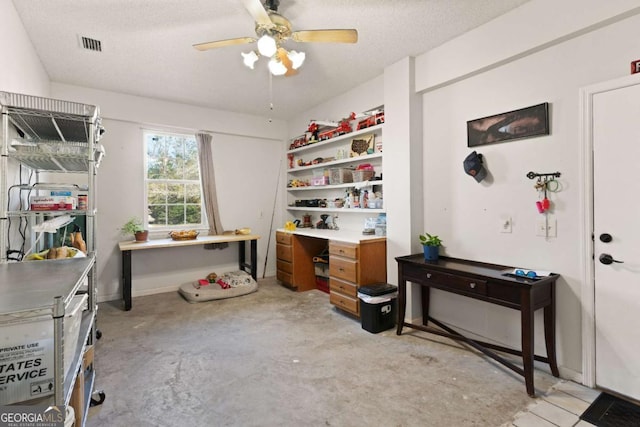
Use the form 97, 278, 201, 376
599, 253, 624, 265
599, 233, 613, 243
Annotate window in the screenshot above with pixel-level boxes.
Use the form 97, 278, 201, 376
144, 130, 205, 230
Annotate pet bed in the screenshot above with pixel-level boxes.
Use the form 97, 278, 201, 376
178, 270, 258, 303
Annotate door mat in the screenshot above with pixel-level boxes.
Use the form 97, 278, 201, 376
580, 392, 640, 427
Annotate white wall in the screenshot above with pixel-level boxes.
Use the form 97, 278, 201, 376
0, 1, 51, 260
0, 1, 50, 96
416, 3, 640, 376
50, 84, 288, 302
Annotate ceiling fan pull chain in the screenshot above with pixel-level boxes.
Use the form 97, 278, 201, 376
268, 70, 274, 122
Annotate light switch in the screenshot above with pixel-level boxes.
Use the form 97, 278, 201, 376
500, 216, 512, 233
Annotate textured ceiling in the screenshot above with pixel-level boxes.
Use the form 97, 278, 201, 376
12, 0, 530, 120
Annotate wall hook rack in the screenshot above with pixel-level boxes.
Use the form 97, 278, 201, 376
526, 171, 561, 180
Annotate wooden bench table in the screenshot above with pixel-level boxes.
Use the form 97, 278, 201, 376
118, 234, 260, 310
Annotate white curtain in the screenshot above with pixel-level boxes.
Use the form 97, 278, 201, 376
195, 132, 225, 236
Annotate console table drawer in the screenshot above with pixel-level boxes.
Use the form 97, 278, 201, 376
424, 270, 487, 296
330, 257, 358, 282
330, 277, 358, 298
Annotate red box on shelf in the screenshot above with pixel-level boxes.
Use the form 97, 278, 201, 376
30, 195, 76, 211
316, 277, 329, 294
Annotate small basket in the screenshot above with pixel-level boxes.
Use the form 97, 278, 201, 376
352, 170, 375, 182
169, 230, 199, 240
330, 168, 353, 185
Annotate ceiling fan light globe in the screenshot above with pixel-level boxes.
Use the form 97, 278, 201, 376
268, 58, 287, 76
257, 35, 277, 57
288, 50, 305, 69
241, 51, 259, 69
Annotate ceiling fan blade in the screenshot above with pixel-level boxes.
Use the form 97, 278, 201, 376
241, 0, 273, 27
193, 37, 256, 51
277, 48, 298, 77
291, 29, 358, 44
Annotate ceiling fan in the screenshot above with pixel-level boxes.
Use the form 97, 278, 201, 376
193, 0, 358, 76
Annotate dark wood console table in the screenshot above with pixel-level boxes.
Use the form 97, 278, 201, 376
395, 255, 560, 396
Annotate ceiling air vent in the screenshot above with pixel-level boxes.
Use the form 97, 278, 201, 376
79, 36, 102, 52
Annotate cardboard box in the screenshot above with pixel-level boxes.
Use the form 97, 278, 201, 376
30, 195, 76, 211
70, 345, 93, 427
70, 367, 84, 427
82, 345, 94, 372
0, 294, 87, 404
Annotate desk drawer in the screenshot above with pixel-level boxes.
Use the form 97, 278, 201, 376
277, 259, 292, 274
424, 270, 487, 296
330, 257, 358, 282
329, 241, 358, 259
277, 269, 293, 286
330, 277, 358, 298
276, 244, 292, 262
330, 292, 359, 315
276, 232, 292, 245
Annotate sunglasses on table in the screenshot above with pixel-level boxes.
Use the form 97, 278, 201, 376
515, 269, 538, 278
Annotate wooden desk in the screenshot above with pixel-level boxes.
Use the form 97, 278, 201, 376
118, 234, 259, 311
395, 255, 560, 396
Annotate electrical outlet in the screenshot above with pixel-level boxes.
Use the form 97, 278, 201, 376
536, 218, 557, 237
500, 216, 512, 233
547, 218, 557, 237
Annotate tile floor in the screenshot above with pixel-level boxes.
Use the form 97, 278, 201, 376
506, 380, 601, 427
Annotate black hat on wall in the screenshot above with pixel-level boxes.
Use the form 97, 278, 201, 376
463, 151, 487, 183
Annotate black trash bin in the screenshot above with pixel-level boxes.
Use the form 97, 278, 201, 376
358, 283, 398, 333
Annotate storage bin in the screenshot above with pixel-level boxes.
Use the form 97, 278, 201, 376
358, 284, 397, 333
0, 294, 87, 404
311, 176, 329, 186
352, 170, 375, 182
330, 168, 353, 184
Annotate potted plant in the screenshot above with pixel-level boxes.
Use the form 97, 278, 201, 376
419, 232, 443, 261
121, 217, 148, 242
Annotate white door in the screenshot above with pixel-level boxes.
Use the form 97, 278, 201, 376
592, 78, 640, 401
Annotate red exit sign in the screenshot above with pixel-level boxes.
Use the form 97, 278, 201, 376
632, 59, 640, 74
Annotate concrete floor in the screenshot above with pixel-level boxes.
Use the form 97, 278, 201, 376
87, 277, 561, 426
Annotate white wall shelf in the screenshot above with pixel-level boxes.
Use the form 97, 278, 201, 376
287, 153, 382, 174
287, 206, 385, 214
287, 180, 384, 192
285, 117, 384, 228
287, 124, 383, 154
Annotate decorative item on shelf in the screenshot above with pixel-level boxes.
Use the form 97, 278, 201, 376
350, 133, 374, 157
357, 108, 385, 130
307, 122, 319, 142
302, 213, 312, 228
222, 227, 252, 235
169, 230, 199, 241
419, 232, 443, 261
120, 216, 148, 242
352, 163, 375, 182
